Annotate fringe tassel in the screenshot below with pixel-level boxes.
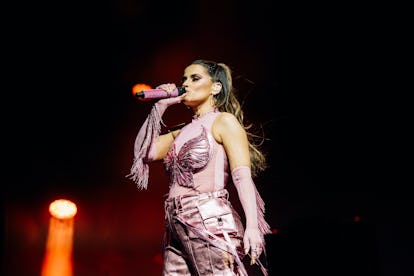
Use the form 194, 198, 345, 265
127, 105, 164, 190
254, 185, 272, 239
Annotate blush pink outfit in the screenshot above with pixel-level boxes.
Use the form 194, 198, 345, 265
129, 102, 271, 275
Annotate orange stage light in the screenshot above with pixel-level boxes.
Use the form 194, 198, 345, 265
41, 199, 77, 276
49, 199, 77, 219
132, 83, 152, 101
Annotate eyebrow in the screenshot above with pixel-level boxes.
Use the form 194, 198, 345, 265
181, 73, 202, 81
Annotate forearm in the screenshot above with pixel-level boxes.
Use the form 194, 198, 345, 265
232, 166, 271, 235
135, 102, 167, 160
232, 166, 259, 229
128, 96, 180, 189
141, 101, 169, 162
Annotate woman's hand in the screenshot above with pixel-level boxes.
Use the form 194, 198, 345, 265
156, 83, 186, 107
243, 227, 264, 265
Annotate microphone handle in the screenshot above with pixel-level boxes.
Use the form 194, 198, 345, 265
135, 87, 185, 99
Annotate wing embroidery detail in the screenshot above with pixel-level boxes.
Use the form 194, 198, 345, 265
164, 127, 213, 188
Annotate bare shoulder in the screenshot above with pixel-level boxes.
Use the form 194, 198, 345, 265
212, 112, 244, 143
215, 112, 241, 128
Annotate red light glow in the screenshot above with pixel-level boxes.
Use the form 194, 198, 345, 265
132, 83, 152, 101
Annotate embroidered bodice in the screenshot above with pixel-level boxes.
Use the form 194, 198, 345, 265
164, 110, 228, 197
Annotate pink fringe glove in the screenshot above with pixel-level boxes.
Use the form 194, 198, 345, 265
127, 85, 182, 190
231, 166, 271, 263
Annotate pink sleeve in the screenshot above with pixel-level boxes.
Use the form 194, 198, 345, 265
231, 166, 271, 238
127, 104, 164, 189
127, 96, 181, 189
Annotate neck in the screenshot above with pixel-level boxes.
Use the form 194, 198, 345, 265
193, 106, 216, 118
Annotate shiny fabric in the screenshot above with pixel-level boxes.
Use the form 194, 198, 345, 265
163, 190, 246, 275
129, 108, 270, 274
164, 127, 213, 188
196, 196, 238, 234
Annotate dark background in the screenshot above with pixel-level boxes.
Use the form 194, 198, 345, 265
3, 1, 411, 275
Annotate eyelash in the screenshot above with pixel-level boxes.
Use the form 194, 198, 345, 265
181, 76, 200, 83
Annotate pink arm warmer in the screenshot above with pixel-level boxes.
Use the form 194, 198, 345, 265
127, 96, 181, 189
231, 166, 271, 238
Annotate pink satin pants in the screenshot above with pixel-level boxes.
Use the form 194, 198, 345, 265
162, 190, 246, 275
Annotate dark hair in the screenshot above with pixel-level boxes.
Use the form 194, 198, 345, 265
191, 59, 267, 177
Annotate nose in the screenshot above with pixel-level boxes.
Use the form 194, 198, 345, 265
181, 79, 190, 87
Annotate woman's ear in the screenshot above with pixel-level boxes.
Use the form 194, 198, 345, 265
212, 82, 222, 95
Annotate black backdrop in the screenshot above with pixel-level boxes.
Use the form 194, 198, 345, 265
3, 1, 411, 275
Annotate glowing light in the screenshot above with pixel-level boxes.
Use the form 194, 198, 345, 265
42, 199, 77, 276
132, 83, 152, 101
49, 199, 77, 219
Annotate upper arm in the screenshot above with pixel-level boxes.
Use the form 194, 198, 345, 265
150, 130, 179, 161
213, 113, 250, 171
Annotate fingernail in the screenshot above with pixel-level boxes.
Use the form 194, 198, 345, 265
244, 248, 249, 254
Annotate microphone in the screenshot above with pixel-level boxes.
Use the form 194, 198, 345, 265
134, 87, 185, 100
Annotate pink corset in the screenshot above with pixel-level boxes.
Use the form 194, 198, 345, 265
163, 110, 229, 196
164, 126, 214, 188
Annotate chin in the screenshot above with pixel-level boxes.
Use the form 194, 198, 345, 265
182, 97, 192, 104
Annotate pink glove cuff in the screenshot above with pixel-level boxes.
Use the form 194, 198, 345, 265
231, 166, 271, 237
